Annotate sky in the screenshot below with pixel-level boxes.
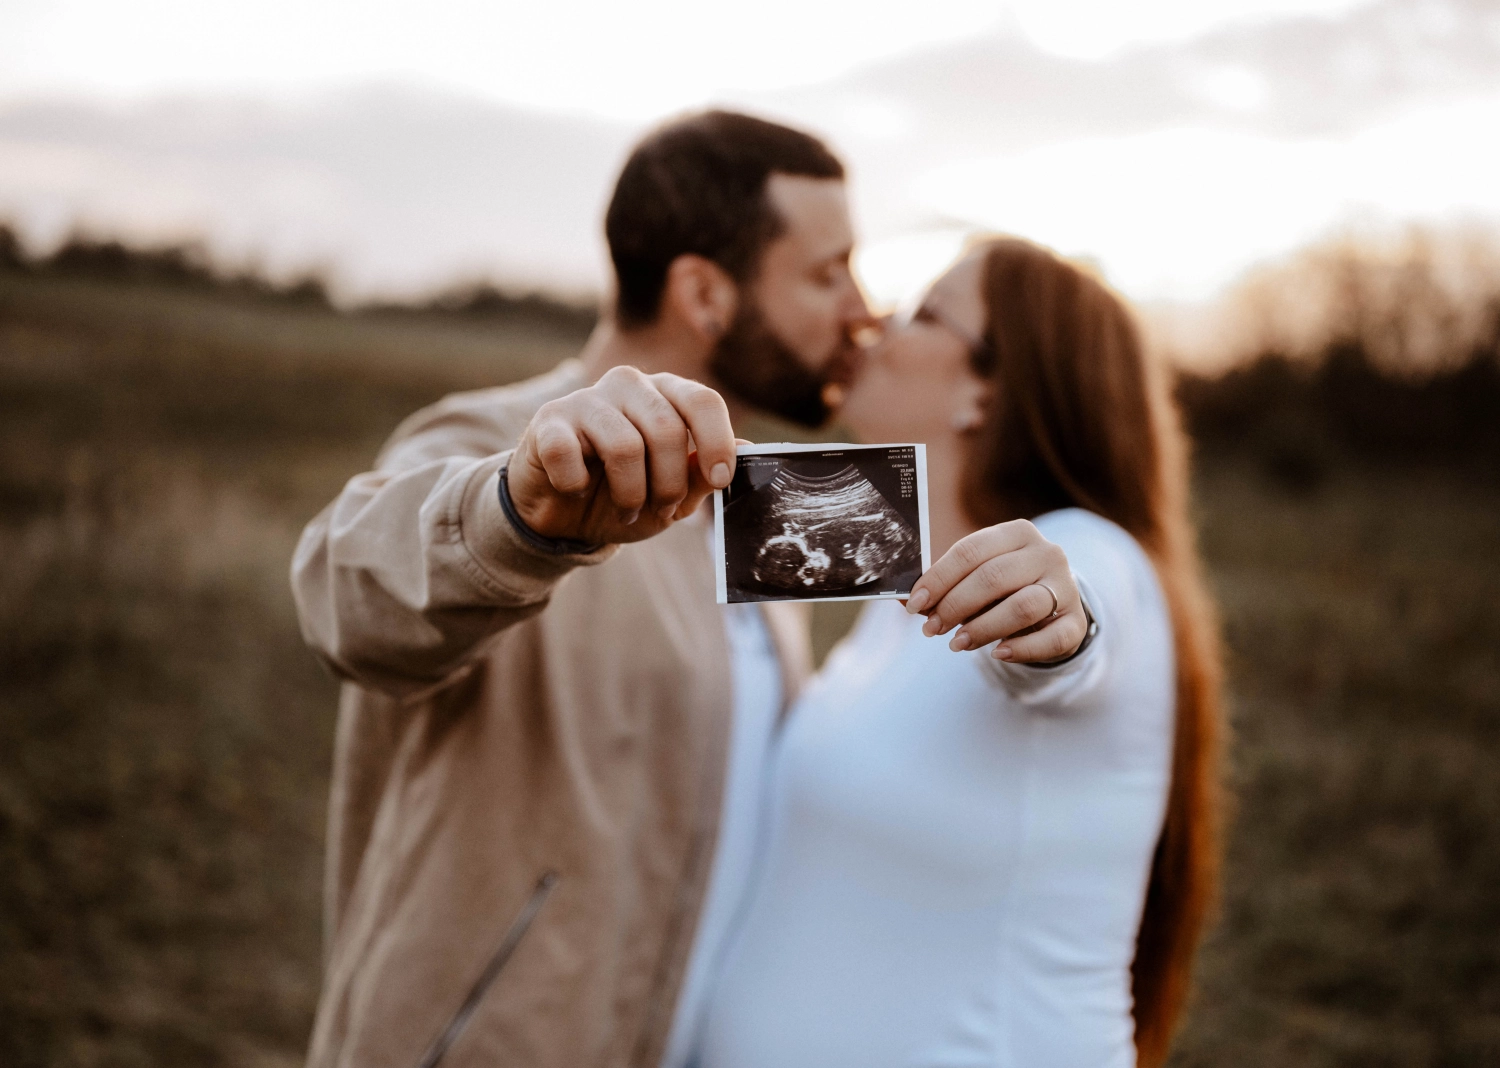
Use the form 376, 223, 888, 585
1, 0, 1498, 310
0, 0, 1374, 115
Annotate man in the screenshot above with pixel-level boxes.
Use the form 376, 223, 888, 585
292, 110, 871, 1068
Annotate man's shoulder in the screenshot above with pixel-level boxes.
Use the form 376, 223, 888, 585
377, 359, 588, 469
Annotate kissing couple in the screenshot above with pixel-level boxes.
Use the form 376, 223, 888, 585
292, 110, 1224, 1068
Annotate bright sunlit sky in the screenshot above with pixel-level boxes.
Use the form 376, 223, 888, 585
2, 0, 1498, 308
0, 0, 1370, 113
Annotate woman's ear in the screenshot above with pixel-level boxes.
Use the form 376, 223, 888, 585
663, 254, 739, 343
951, 376, 992, 434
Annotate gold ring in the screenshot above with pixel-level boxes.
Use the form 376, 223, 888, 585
1035, 581, 1060, 620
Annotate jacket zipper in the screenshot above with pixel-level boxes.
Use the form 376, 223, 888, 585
415, 871, 559, 1068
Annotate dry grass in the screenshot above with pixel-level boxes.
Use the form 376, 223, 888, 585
1177, 462, 1500, 1066
1, 263, 1497, 1067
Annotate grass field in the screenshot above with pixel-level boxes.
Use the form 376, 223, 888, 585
1, 264, 1497, 1067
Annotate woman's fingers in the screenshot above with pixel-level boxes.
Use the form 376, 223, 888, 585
912, 519, 1089, 664
922, 549, 1039, 638
920, 526, 1065, 638
992, 611, 1089, 663
907, 521, 1035, 617
946, 583, 1065, 649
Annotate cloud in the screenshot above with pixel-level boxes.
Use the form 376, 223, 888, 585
0, 0, 1495, 304
781, 0, 1500, 152
0, 87, 633, 299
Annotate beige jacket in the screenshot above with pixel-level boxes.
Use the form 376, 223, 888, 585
291, 360, 811, 1068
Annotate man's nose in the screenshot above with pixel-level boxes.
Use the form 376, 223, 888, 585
841, 276, 876, 328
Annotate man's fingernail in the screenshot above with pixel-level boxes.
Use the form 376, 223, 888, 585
922, 616, 941, 637
710, 462, 731, 487
658, 503, 678, 520
949, 630, 971, 651
907, 589, 929, 614
994, 645, 1013, 660
623, 509, 640, 525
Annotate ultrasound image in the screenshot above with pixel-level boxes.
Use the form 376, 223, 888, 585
719, 448, 925, 603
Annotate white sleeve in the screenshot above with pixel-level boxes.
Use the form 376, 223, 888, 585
978, 512, 1163, 711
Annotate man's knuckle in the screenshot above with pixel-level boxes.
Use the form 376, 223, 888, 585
535, 425, 573, 456
537, 404, 576, 433
597, 431, 641, 463
613, 444, 647, 469
603, 364, 643, 386
690, 385, 727, 413
537, 438, 572, 466
647, 410, 686, 441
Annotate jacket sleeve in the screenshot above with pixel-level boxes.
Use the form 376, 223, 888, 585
979, 512, 1167, 711
290, 370, 616, 699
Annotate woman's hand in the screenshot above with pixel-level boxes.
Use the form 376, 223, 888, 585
906, 520, 1088, 663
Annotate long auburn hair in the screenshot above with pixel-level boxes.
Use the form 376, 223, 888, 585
962, 237, 1225, 1067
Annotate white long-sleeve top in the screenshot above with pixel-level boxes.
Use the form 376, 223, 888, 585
696, 508, 1175, 1068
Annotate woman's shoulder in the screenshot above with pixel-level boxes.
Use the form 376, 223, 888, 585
1031, 508, 1150, 567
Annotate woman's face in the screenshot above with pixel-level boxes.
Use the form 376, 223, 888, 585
841, 251, 990, 445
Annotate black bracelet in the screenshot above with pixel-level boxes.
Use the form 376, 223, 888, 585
497, 465, 604, 556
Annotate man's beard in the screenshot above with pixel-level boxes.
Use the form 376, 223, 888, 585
708, 300, 840, 428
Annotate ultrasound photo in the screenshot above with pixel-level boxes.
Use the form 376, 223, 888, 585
713, 443, 930, 604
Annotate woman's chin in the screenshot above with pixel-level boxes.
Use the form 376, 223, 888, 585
836, 401, 876, 442
837, 384, 883, 442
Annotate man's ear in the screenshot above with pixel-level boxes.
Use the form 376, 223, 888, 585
663, 255, 739, 344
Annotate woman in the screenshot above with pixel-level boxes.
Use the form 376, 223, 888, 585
695, 238, 1224, 1068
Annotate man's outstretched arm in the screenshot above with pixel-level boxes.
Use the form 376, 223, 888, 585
290, 366, 736, 699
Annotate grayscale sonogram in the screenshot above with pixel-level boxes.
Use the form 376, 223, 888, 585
713, 443, 930, 604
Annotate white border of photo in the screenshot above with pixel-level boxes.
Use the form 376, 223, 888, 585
712, 441, 931, 605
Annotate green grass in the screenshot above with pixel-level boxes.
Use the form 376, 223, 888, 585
1, 270, 1497, 1066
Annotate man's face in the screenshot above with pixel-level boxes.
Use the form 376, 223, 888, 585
709, 174, 871, 427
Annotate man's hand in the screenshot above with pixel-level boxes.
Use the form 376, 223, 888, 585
906, 520, 1088, 663
507, 367, 737, 547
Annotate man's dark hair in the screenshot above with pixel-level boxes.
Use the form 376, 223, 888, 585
605, 110, 844, 328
